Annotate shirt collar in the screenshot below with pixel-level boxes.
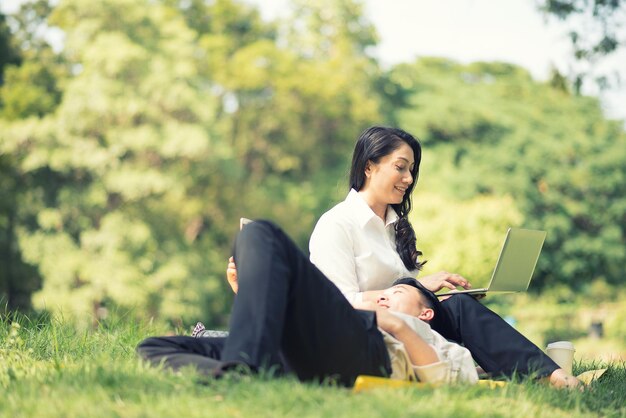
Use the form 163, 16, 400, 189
346, 188, 399, 228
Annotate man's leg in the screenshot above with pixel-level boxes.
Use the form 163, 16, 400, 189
222, 221, 390, 386
431, 294, 558, 377
136, 336, 226, 373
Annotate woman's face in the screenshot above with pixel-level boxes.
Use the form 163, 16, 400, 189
362, 143, 415, 206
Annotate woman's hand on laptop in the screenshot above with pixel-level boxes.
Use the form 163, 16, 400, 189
419, 271, 472, 293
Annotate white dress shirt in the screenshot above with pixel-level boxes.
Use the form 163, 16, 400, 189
383, 311, 478, 384
309, 189, 417, 303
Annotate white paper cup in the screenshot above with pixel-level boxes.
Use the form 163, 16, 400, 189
546, 341, 575, 375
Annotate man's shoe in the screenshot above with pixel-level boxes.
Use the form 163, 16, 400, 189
192, 321, 229, 338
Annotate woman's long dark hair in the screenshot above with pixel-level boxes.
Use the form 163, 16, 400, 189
349, 126, 425, 271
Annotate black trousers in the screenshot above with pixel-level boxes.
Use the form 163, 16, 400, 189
432, 295, 559, 378
137, 221, 391, 386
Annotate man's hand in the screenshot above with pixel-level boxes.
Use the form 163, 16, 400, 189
352, 301, 403, 335
352, 299, 439, 366
352, 300, 378, 311
373, 307, 406, 335
419, 271, 472, 293
226, 256, 238, 293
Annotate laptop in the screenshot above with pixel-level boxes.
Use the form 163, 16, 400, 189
437, 228, 547, 296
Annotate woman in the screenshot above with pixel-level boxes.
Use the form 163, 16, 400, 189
307, 126, 578, 388
309, 126, 469, 304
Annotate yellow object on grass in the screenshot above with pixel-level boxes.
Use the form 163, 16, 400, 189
352, 375, 506, 392
353, 369, 607, 392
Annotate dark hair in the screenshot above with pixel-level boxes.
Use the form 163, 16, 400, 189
349, 126, 425, 271
392, 278, 437, 311
392, 277, 443, 328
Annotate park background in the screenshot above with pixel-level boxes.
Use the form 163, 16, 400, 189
1, 0, 625, 371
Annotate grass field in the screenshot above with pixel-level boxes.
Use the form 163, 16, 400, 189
1, 313, 625, 418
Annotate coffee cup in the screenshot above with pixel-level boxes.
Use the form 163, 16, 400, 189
546, 341, 575, 375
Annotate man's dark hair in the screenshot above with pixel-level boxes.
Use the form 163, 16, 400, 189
392, 277, 445, 329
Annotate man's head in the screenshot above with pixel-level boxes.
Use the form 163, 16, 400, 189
376, 284, 434, 322
376, 277, 441, 323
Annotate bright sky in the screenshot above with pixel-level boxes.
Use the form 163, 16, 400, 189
246, 0, 625, 122
2, 0, 624, 120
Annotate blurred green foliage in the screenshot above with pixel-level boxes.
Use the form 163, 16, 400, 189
537, 0, 625, 93
0, 0, 624, 327
482, 282, 626, 360
411, 192, 524, 289
397, 58, 626, 290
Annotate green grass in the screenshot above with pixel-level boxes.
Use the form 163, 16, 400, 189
1, 313, 625, 418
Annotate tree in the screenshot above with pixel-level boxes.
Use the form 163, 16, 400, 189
0, 12, 21, 84
0, 0, 398, 324
538, 0, 626, 93
0, 154, 42, 311
0, 0, 66, 120
395, 58, 626, 291
0, 1, 74, 311
411, 192, 523, 289
0, 7, 47, 311
0, 49, 64, 120
183, 0, 386, 247
1, 0, 236, 324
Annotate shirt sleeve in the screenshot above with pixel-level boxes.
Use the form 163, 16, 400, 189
413, 359, 452, 384
429, 328, 479, 384
309, 214, 363, 304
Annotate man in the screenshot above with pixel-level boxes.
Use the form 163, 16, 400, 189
354, 279, 479, 383
137, 221, 477, 386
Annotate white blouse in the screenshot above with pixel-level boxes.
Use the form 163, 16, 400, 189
309, 189, 418, 303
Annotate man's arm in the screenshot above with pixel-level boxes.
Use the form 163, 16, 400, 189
376, 307, 455, 383
354, 301, 439, 366
375, 307, 440, 367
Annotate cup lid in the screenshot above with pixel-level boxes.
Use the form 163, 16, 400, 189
547, 341, 575, 350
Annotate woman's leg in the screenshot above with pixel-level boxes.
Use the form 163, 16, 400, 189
223, 220, 390, 386
431, 294, 558, 378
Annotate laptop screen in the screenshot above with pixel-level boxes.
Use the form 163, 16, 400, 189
487, 228, 547, 292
